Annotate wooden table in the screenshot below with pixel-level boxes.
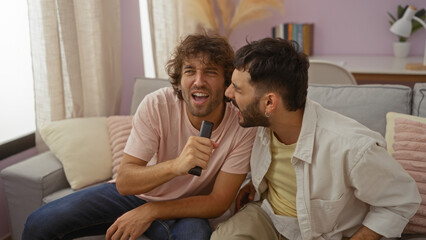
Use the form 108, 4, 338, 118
309, 55, 426, 87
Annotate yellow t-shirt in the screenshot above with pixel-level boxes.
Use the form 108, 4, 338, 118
265, 131, 297, 217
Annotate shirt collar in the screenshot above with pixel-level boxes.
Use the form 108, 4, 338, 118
256, 98, 317, 164
293, 98, 317, 164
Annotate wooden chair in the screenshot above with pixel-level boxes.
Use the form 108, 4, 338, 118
308, 60, 357, 85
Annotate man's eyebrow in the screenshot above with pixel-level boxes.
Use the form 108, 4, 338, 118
183, 65, 195, 69
232, 82, 241, 90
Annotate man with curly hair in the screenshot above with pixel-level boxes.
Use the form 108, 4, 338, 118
23, 34, 257, 240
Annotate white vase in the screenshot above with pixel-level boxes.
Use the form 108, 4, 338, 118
393, 42, 411, 58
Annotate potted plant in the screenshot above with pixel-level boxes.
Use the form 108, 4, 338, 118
388, 5, 426, 57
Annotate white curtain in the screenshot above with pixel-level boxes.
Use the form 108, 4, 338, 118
27, 0, 122, 151
145, 0, 197, 79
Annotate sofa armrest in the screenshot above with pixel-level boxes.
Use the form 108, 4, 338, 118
1, 151, 70, 239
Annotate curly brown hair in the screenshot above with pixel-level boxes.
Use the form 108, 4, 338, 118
166, 34, 234, 101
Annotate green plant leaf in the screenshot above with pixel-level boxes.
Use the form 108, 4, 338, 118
387, 12, 396, 23
398, 5, 407, 19
412, 21, 424, 34
415, 9, 425, 18
411, 8, 426, 35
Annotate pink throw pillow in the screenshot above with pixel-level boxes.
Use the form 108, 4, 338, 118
392, 117, 426, 234
107, 115, 133, 180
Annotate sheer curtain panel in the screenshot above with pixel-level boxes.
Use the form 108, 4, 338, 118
144, 0, 197, 79
27, 0, 122, 151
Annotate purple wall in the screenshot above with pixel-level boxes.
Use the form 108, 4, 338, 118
229, 0, 426, 56
120, 0, 144, 115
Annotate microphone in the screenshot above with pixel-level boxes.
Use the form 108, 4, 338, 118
188, 120, 214, 176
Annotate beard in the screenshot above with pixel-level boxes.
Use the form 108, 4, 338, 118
233, 98, 270, 128
181, 87, 223, 117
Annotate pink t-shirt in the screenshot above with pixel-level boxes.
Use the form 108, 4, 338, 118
124, 87, 257, 202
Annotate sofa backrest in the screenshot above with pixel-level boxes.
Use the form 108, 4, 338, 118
307, 84, 412, 137
130, 77, 171, 114
129, 79, 415, 137
413, 83, 426, 118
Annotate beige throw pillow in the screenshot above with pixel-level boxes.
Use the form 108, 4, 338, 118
40, 117, 112, 189
386, 112, 426, 155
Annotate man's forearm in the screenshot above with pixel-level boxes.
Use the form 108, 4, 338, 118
143, 172, 246, 220
144, 195, 229, 220
350, 226, 382, 240
116, 155, 178, 195
117, 136, 216, 195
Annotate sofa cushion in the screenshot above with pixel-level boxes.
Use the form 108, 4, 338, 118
413, 83, 426, 118
385, 112, 426, 234
131, 78, 170, 115
43, 187, 76, 204
40, 117, 112, 189
308, 84, 412, 137
107, 115, 133, 180
386, 112, 426, 156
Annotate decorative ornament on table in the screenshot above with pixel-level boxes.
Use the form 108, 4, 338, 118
182, 0, 285, 39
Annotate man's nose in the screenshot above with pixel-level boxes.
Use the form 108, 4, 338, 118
225, 85, 234, 99
193, 72, 206, 86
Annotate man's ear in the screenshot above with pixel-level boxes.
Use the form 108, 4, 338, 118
264, 92, 278, 114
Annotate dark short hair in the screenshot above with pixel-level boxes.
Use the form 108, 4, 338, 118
166, 34, 234, 100
234, 38, 309, 111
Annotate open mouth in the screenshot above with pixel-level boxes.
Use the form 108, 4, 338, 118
230, 100, 242, 117
192, 92, 209, 105
231, 99, 239, 110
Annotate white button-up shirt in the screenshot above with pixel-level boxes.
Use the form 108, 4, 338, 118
250, 98, 421, 240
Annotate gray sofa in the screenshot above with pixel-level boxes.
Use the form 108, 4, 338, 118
2, 78, 426, 240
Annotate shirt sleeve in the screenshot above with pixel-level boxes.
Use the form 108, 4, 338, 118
221, 127, 257, 174
124, 95, 160, 162
350, 142, 421, 238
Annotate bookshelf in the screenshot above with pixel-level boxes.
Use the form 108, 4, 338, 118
272, 23, 314, 56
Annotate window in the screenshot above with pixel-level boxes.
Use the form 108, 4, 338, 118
0, 2, 35, 156
139, 0, 156, 78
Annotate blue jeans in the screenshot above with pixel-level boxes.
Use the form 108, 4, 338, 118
22, 183, 211, 240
